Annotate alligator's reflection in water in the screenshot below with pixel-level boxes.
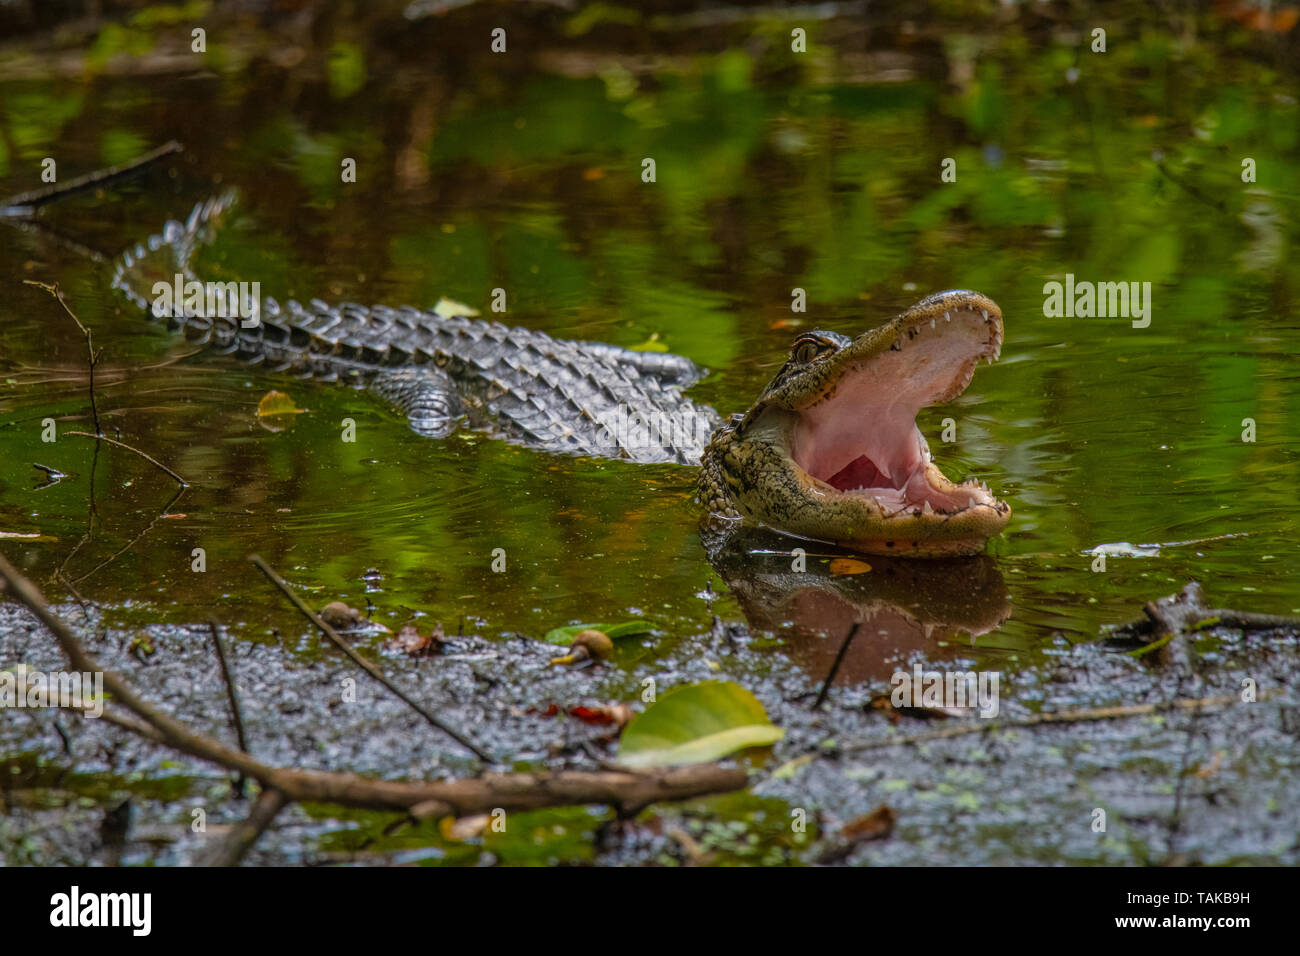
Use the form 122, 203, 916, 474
705, 529, 1011, 688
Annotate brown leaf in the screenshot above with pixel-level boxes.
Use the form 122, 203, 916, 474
385, 622, 446, 658
842, 803, 896, 843
829, 557, 872, 575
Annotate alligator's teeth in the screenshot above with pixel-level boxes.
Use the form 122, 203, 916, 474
968, 497, 975, 509
922, 501, 933, 515
982, 309, 989, 320
944, 311, 951, 321
931, 318, 936, 328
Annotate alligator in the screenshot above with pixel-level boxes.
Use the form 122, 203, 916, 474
105, 193, 1011, 556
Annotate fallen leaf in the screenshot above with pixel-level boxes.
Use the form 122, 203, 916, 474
629, 333, 670, 353
385, 622, 445, 658
617, 681, 783, 769
570, 703, 633, 728
440, 814, 489, 841
842, 803, 896, 842
829, 557, 872, 575
256, 389, 306, 418
814, 803, 898, 863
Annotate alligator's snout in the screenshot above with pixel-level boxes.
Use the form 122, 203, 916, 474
699, 290, 1011, 557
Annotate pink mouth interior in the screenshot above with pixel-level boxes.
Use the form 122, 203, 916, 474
789, 306, 994, 514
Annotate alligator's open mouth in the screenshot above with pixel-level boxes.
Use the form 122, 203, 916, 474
788, 291, 1007, 519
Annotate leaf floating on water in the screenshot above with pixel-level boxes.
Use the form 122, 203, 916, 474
543, 620, 653, 646
629, 333, 670, 353
829, 557, 872, 575
256, 389, 307, 419
616, 681, 784, 769
433, 297, 480, 318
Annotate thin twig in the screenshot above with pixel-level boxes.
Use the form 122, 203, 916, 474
250, 555, 489, 762
813, 621, 860, 710
209, 618, 250, 795
0, 140, 182, 214
25, 280, 101, 436
65, 431, 187, 486
195, 788, 289, 867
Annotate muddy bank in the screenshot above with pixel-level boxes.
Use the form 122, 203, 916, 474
2, 596, 1296, 866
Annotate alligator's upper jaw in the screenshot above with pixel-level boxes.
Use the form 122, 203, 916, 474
788, 291, 1006, 518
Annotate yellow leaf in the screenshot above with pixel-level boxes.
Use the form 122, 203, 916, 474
433, 297, 480, 318
829, 558, 872, 575
256, 390, 306, 417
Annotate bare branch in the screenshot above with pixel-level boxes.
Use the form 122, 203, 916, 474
0, 553, 746, 829
251, 554, 487, 762
0, 140, 182, 214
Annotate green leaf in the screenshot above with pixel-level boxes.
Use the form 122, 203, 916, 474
629, 333, 670, 353
617, 681, 783, 769
542, 620, 653, 646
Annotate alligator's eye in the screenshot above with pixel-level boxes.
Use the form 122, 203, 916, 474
791, 336, 828, 365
